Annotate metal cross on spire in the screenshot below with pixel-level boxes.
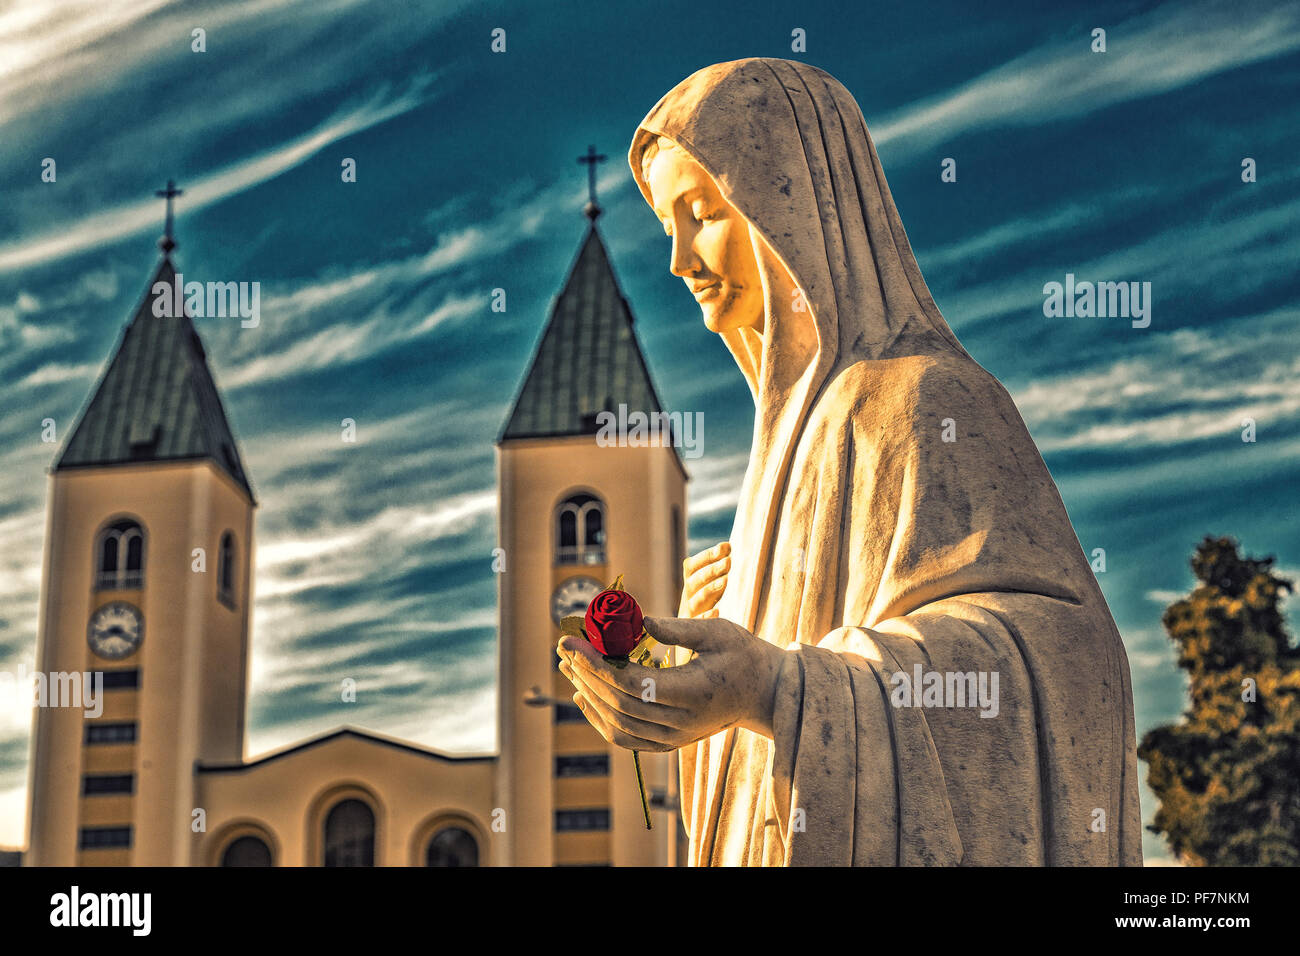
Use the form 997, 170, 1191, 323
577, 145, 607, 220
155, 179, 183, 254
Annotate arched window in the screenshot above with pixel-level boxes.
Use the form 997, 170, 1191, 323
218, 532, 236, 607
425, 826, 479, 867
220, 835, 272, 867
323, 799, 374, 867
96, 520, 145, 590
555, 493, 605, 565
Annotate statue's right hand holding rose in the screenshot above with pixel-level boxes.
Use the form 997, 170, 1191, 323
560, 539, 791, 750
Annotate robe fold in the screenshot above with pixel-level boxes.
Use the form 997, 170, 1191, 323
629, 58, 1142, 866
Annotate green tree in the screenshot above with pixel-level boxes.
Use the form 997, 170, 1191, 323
1139, 535, 1300, 865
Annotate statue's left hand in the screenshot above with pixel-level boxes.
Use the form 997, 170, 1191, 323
558, 615, 788, 752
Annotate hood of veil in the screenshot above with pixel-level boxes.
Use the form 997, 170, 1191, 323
629, 58, 975, 632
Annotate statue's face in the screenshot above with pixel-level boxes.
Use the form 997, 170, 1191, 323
647, 144, 764, 335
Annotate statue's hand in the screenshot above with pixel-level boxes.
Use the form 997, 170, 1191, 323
678, 541, 730, 619
557, 614, 788, 752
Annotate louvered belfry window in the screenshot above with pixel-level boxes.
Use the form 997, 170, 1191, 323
96, 519, 145, 590
555, 493, 605, 565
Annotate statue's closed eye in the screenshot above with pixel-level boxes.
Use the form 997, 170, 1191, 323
662, 208, 722, 237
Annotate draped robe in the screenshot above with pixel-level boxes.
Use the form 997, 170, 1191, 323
628, 58, 1143, 866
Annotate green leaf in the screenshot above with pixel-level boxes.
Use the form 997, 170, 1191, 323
559, 616, 587, 638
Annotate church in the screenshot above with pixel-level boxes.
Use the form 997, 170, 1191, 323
22, 169, 689, 866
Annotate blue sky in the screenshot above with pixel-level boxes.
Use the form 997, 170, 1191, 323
1, 0, 1296, 863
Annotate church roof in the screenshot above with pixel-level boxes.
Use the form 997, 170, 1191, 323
499, 223, 666, 442
55, 256, 254, 501
195, 727, 495, 772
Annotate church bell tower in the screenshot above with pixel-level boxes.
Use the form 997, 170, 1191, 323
494, 150, 689, 865
26, 184, 256, 865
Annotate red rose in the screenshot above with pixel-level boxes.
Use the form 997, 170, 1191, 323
584, 589, 645, 657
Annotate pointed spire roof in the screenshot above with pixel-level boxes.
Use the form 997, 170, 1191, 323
56, 256, 254, 501
499, 222, 667, 442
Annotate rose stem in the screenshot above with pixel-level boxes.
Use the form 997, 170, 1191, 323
634, 751, 652, 830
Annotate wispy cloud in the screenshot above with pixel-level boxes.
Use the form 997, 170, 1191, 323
199, 169, 597, 390
0, 81, 437, 272
1011, 307, 1300, 451
0, 0, 174, 118
872, 0, 1300, 153
0, 0, 406, 129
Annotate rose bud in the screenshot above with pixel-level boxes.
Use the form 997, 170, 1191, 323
584, 588, 645, 658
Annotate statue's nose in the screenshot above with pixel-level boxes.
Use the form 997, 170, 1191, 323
668, 233, 701, 279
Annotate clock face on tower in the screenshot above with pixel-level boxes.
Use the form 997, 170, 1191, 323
550, 576, 604, 625
87, 602, 144, 660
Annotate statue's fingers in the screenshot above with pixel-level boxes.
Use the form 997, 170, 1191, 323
572, 691, 617, 745
564, 661, 690, 730
558, 634, 601, 665
686, 553, 730, 595
686, 575, 727, 616
565, 652, 696, 712
682, 542, 721, 576
573, 685, 682, 751
564, 647, 642, 697
683, 541, 730, 578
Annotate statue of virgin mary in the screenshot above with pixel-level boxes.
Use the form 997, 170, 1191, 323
559, 58, 1143, 866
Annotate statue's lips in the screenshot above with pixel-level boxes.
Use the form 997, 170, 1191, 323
692, 282, 722, 298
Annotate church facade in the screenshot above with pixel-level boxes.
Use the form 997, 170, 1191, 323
22, 192, 688, 866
